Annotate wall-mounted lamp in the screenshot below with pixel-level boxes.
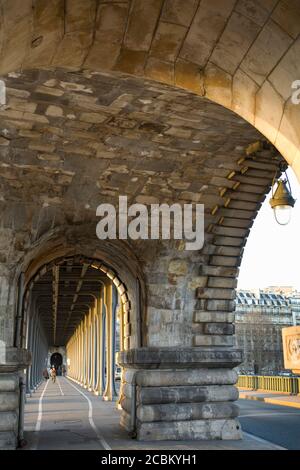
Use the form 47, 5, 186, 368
269, 165, 295, 225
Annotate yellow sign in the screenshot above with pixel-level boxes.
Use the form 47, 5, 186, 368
282, 326, 300, 374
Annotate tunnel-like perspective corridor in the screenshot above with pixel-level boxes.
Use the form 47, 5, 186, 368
21, 253, 152, 450
25, 257, 122, 401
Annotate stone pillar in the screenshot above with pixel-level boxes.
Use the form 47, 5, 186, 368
0, 347, 31, 449
95, 299, 104, 395
103, 284, 115, 400
117, 347, 242, 441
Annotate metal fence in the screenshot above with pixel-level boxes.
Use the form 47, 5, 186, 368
238, 375, 300, 395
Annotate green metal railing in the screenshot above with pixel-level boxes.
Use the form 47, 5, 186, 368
238, 375, 300, 395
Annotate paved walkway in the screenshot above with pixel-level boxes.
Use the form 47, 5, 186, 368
22, 377, 282, 450
239, 389, 300, 409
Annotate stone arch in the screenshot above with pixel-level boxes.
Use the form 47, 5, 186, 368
23, 255, 131, 349
16, 227, 146, 352
0, 10, 297, 439
19, 245, 140, 407
0, 0, 299, 178
194, 142, 285, 347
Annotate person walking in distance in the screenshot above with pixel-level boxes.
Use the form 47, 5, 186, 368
50, 367, 57, 383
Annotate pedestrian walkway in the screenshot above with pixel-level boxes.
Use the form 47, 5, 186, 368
21, 377, 283, 450
239, 389, 300, 409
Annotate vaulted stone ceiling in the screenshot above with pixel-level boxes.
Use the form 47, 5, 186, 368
0, 0, 299, 177
0, 68, 277, 267
30, 260, 109, 345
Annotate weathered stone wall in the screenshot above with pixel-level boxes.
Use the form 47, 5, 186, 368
0, 69, 284, 352
0, 1, 297, 445
117, 348, 243, 440
0, 66, 286, 442
0, 372, 19, 449
0, 269, 17, 346
0, 0, 299, 178
0, 348, 31, 449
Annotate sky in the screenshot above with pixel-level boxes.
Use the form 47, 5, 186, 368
237, 167, 300, 291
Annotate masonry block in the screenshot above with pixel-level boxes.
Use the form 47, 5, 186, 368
137, 402, 239, 422
137, 418, 242, 440
209, 256, 240, 267
124, 368, 238, 387
0, 431, 17, 450
208, 277, 237, 289
0, 411, 18, 431
200, 265, 239, 278
193, 311, 235, 323
124, 0, 163, 51
0, 348, 31, 450
138, 384, 238, 404
203, 322, 234, 335
213, 236, 245, 247
193, 334, 234, 347
0, 392, 19, 411
118, 348, 242, 441
196, 287, 236, 300
206, 299, 236, 311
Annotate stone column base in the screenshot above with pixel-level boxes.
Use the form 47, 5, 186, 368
117, 347, 243, 441
0, 348, 31, 449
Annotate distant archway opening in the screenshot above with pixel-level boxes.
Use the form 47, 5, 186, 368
50, 352, 63, 369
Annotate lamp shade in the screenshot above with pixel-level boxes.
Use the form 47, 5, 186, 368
269, 179, 295, 225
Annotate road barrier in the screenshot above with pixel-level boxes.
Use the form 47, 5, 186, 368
238, 375, 300, 395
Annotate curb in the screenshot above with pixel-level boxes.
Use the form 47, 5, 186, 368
239, 393, 300, 410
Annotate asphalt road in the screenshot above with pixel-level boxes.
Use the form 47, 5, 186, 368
23, 377, 280, 450
239, 399, 300, 450
23, 378, 300, 450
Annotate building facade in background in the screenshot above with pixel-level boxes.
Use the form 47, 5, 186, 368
235, 288, 300, 375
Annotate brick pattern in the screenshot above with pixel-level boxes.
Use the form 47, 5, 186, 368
0, 0, 298, 177
117, 355, 243, 440
194, 143, 283, 347
0, 372, 19, 449
0, 68, 285, 349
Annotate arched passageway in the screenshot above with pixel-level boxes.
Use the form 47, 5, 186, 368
0, 0, 299, 450
23, 252, 136, 398
50, 353, 62, 370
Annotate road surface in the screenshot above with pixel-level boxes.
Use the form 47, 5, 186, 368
238, 398, 300, 450
23, 377, 294, 450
